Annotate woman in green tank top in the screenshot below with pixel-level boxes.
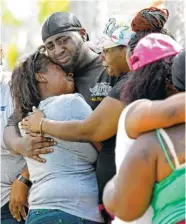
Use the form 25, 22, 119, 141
151, 128, 185, 224
103, 35, 185, 223
104, 124, 185, 224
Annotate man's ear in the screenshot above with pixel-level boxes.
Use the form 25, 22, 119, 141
79, 28, 87, 41
35, 73, 47, 83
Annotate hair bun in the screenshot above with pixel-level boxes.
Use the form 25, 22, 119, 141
132, 7, 169, 32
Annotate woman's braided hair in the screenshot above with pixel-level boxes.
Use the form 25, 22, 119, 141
129, 7, 174, 52
10, 46, 52, 119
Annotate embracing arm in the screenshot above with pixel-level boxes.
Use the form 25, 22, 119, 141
126, 93, 185, 139
20, 166, 30, 179
4, 114, 55, 162
3, 112, 23, 155
41, 96, 124, 142
9, 166, 30, 222
103, 134, 156, 221
4, 126, 23, 155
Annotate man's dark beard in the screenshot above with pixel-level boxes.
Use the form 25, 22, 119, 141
62, 41, 84, 73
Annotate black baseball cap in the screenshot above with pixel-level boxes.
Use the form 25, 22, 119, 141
42, 12, 83, 42
172, 50, 185, 91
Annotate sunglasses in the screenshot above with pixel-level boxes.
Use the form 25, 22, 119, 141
32, 50, 40, 74
32, 46, 46, 73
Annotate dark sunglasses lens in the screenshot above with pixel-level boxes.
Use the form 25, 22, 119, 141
33, 51, 39, 72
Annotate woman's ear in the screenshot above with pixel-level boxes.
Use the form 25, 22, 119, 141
35, 73, 47, 83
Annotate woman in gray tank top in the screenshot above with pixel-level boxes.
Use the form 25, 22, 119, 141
10, 51, 104, 224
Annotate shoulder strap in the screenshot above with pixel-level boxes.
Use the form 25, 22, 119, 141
159, 129, 180, 168
156, 129, 180, 170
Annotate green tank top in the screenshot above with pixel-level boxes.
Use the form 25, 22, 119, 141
151, 129, 185, 224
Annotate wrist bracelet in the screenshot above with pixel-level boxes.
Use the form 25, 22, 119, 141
16, 174, 32, 188
39, 118, 45, 136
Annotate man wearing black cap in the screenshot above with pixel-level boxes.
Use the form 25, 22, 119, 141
41, 12, 116, 110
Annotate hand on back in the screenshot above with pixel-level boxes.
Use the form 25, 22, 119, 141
17, 132, 56, 163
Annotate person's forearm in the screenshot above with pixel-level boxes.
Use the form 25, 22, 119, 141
20, 166, 30, 180
42, 119, 92, 142
42, 113, 116, 143
3, 125, 24, 155
41, 97, 123, 142
126, 93, 185, 138
154, 93, 185, 126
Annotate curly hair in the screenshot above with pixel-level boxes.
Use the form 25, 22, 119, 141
10, 51, 52, 119
120, 57, 174, 104
129, 7, 174, 53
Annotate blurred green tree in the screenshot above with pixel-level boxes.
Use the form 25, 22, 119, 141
2, 0, 22, 70
7, 41, 19, 70
2, 9, 22, 26
38, 0, 70, 24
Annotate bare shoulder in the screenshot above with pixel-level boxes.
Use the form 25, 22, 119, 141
163, 124, 185, 155
156, 124, 185, 181
129, 124, 185, 182
134, 124, 185, 152
130, 131, 159, 163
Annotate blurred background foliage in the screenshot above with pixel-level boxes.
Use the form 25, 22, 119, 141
38, 0, 69, 24
2, 8, 22, 26
7, 42, 19, 70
